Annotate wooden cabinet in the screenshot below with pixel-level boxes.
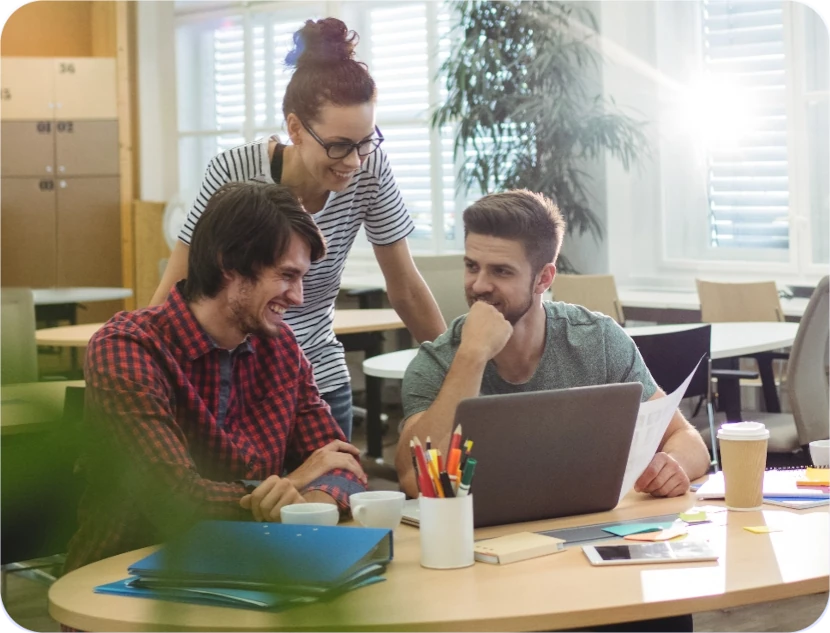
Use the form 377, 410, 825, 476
0, 58, 54, 120
0, 58, 117, 121
54, 120, 119, 176
0, 178, 58, 287
56, 177, 121, 287
1, 56, 120, 300
53, 58, 117, 120
0, 121, 56, 177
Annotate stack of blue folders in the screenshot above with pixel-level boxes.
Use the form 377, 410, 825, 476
95, 520, 393, 610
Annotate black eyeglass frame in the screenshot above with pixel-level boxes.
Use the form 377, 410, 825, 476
299, 119, 384, 159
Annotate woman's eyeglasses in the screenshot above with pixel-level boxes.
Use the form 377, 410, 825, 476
300, 120, 384, 160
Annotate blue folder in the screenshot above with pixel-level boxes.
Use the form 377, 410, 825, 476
125, 521, 393, 595
94, 574, 386, 610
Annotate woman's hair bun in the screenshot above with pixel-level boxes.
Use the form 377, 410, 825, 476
285, 18, 359, 68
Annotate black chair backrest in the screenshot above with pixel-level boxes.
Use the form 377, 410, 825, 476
631, 325, 711, 398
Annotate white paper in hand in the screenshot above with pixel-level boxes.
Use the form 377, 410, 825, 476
618, 358, 703, 502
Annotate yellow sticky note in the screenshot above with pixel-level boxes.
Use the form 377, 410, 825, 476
744, 526, 783, 534
805, 468, 830, 482
679, 511, 708, 523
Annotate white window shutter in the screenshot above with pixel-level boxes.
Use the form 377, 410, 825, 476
702, 0, 790, 250
368, 2, 457, 245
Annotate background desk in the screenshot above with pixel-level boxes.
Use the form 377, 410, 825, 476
363, 321, 800, 380
34, 310, 407, 459
48, 494, 829, 631
33, 287, 133, 325
618, 288, 808, 323
34, 309, 405, 348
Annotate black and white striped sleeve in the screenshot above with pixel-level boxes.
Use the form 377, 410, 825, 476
362, 149, 415, 246
177, 144, 262, 244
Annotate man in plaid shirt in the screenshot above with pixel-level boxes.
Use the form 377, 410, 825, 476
65, 182, 368, 572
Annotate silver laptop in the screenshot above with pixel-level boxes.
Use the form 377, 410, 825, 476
403, 382, 643, 528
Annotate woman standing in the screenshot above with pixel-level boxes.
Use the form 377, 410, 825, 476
152, 18, 446, 440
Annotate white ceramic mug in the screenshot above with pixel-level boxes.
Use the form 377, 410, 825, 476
280, 502, 339, 526
349, 491, 406, 530
809, 439, 830, 467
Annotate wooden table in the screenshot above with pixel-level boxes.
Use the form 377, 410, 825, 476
0, 380, 85, 436
32, 287, 134, 325
47, 494, 829, 631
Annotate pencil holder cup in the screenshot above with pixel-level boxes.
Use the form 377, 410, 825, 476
419, 494, 474, 569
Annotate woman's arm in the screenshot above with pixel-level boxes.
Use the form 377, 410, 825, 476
150, 241, 190, 306
373, 239, 446, 343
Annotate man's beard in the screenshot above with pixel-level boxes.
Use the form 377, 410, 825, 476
229, 292, 280, 340
466, 280, 535, 326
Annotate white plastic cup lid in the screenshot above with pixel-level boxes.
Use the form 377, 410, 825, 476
717, 421, 770, 441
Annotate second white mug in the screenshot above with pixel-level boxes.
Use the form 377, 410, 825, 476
349, 491, 406, 530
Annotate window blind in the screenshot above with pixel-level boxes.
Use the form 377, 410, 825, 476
702, 0, 790, 250
368, 2, 457, 243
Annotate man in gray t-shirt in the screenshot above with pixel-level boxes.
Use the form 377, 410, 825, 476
395, 190, 710, 500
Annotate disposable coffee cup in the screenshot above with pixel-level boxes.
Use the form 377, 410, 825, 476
717, 422, 769, 511
419, 494, 474, 569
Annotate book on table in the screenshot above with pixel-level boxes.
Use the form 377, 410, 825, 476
474, 532, 565, 565
95, 520, 393, 609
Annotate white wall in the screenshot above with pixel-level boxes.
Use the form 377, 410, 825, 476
137, 0, 179, 203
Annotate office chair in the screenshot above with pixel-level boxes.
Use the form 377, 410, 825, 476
1, 385, 86, 597
723, 276, 829, 466
696, 278, 788, 413
631, 325, 756, 472
551, 274, 625, 324
1, 288, 39, 384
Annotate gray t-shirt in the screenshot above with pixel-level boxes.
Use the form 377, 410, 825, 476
402, 301, 658, 421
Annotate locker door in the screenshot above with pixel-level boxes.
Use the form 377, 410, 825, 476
1, 121, 56, 177
0, 58, 55, 121
1, 178, 57, 287
55, 177, 122, 287
54, 120, 119, 176
54, 59, 117, 120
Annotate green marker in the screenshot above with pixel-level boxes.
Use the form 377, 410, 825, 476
457, 457, 477, 497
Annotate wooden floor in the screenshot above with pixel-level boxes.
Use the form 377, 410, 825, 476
3, 403, 828, 632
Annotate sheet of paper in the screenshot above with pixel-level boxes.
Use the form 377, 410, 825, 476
689, 505, 728, 514
624, 526, 688, 542
602, 522, 675, 537
618, 358, 703, 502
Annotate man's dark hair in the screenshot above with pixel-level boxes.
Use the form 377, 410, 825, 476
183, 182, 326, 301
463, 189, 566, 274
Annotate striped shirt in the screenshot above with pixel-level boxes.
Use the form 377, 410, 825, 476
179, 137, 414, 393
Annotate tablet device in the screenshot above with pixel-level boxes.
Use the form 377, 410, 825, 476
582, 541, 719, 566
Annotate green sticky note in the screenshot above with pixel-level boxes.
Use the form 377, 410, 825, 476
679, 511, 709, 523
602, 522, 675, 537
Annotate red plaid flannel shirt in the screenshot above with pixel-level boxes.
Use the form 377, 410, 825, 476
64, 283, 365, 572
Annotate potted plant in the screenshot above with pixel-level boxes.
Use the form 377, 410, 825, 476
433, 0, 649, 271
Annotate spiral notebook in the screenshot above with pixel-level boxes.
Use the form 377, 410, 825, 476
696, 468, 830, 503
